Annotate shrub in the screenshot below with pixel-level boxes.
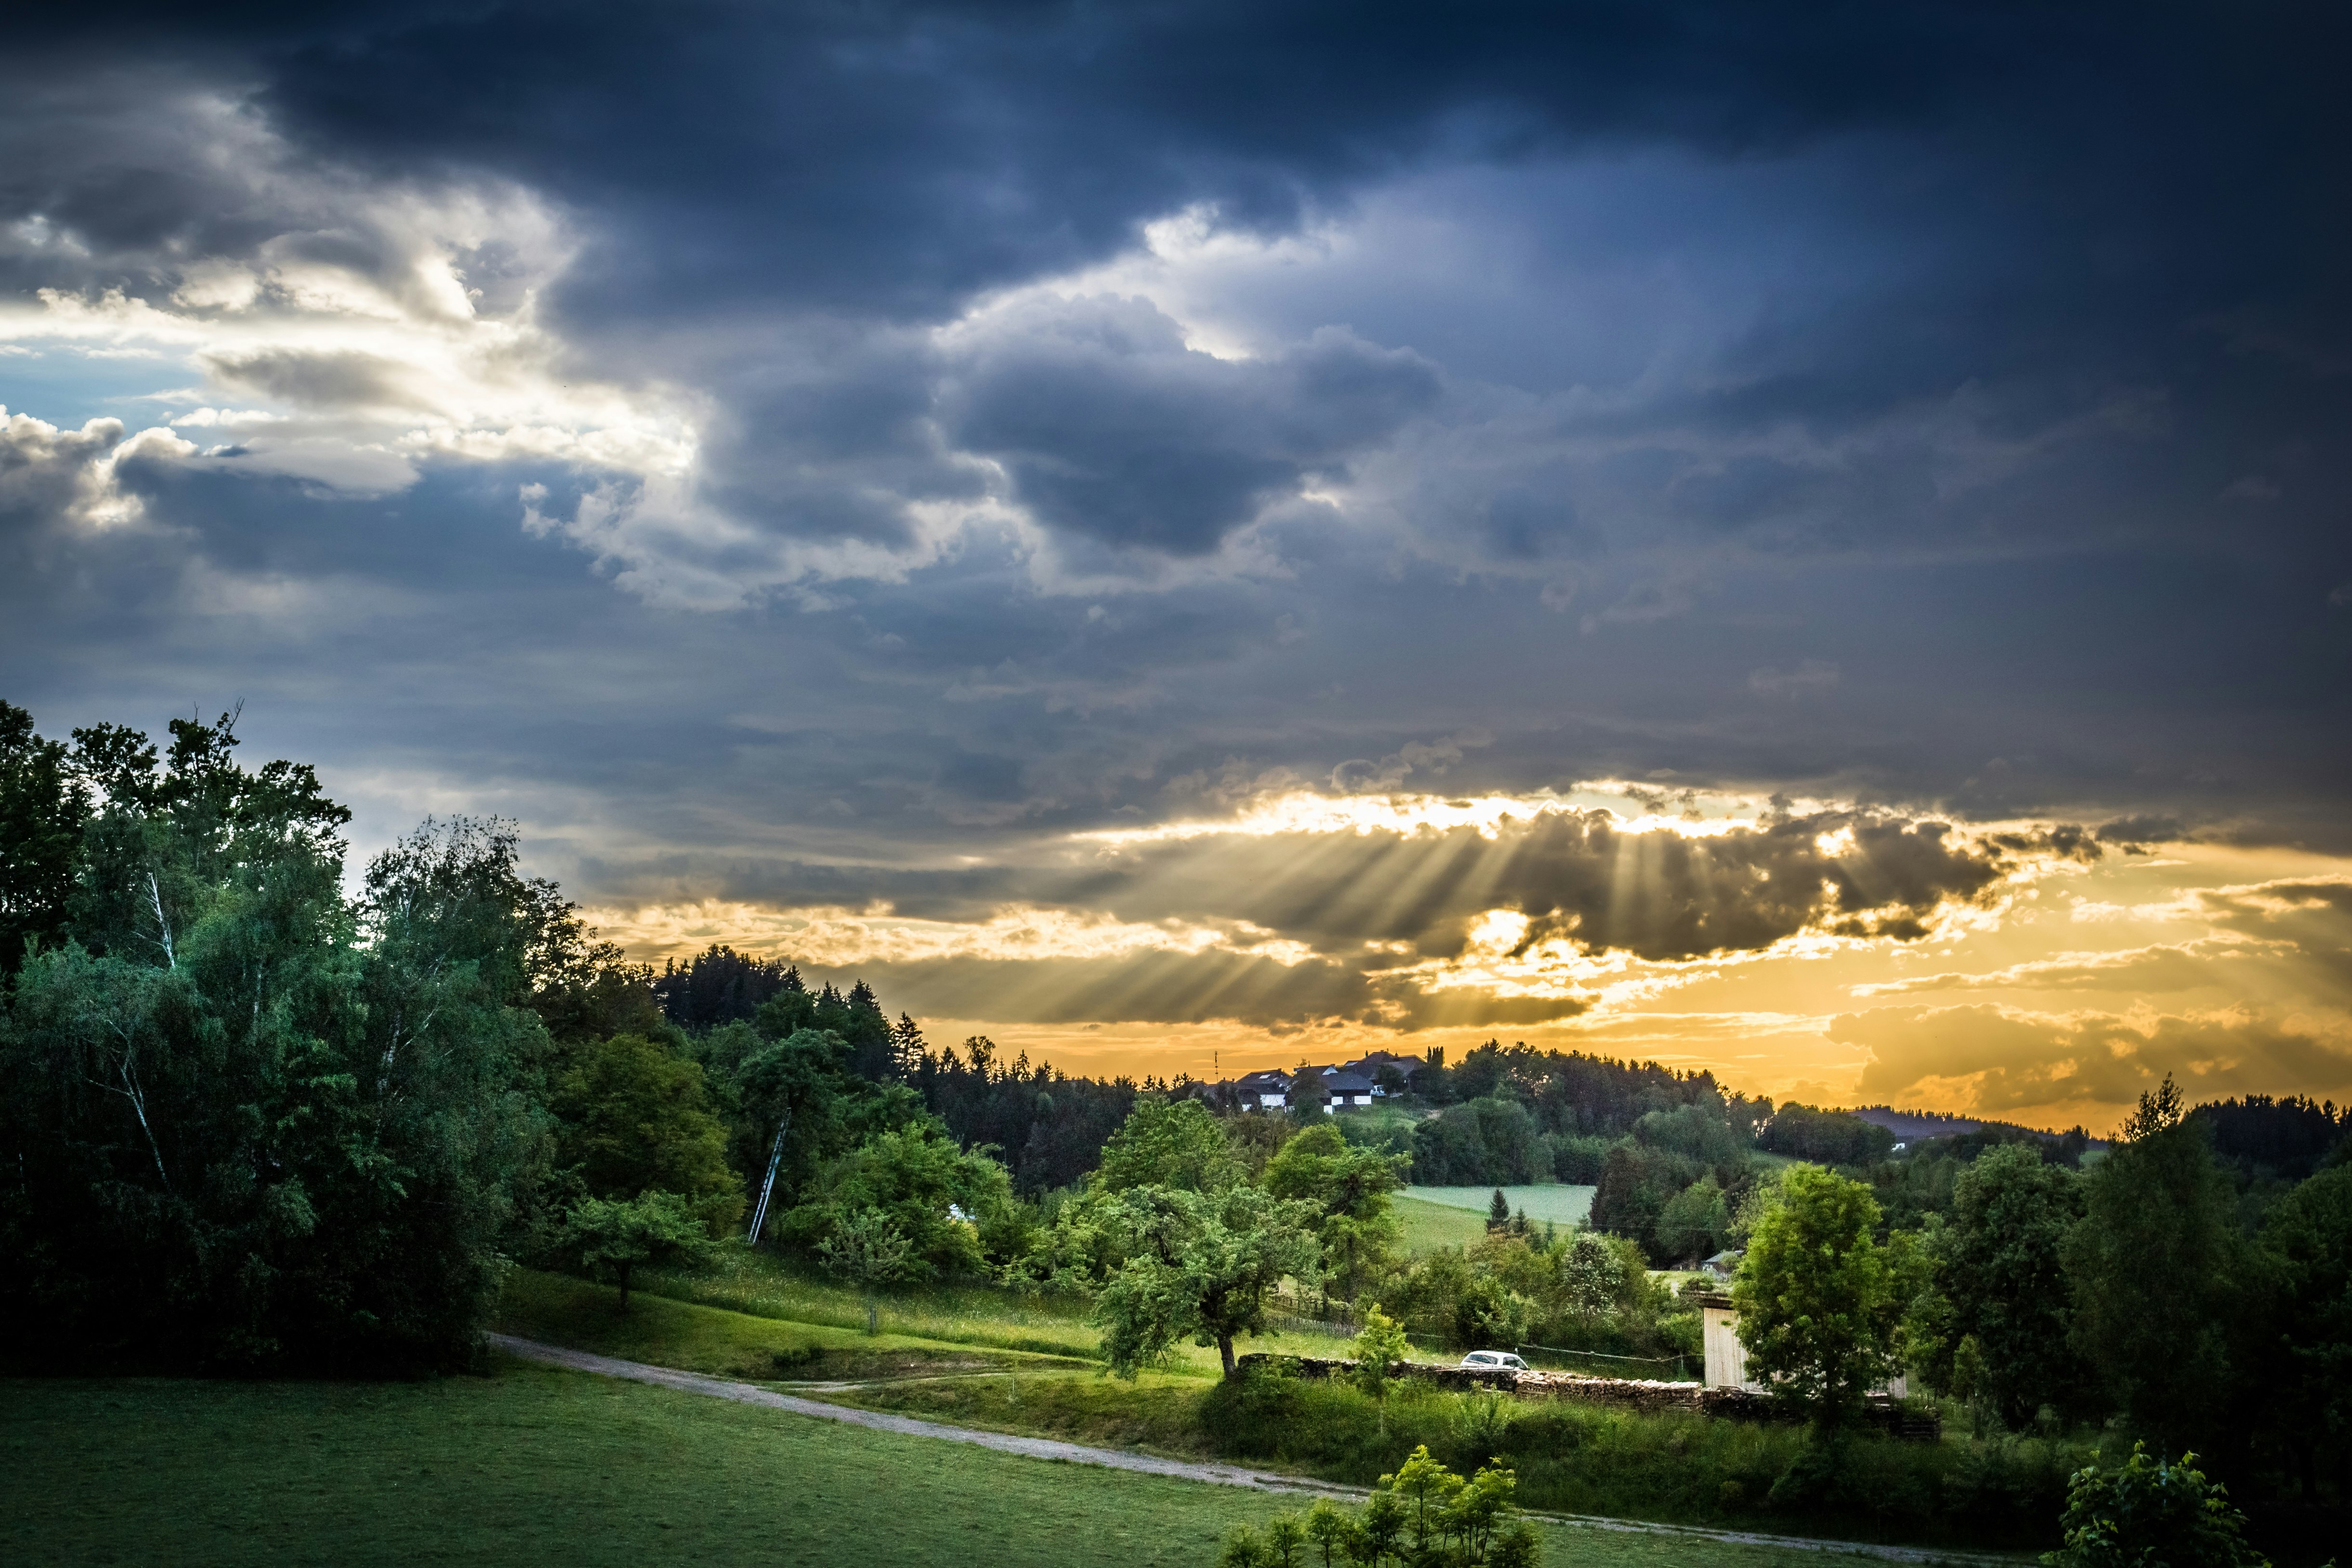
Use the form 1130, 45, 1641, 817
2042, 1445, 2270, 1568
1216, 1446, 1539, 1568
1188, 1371, 2079, 1547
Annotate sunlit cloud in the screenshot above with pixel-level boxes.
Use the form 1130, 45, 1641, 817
1848, 933, 2290, 996
1083, 780, 1806, 844
587, 899, 1322, 970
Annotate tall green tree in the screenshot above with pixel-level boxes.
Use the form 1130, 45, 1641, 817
0, 701, 87, 980
783, 1120, 1015, 1277
1263, 1122, 1406, 1302
552, 1033, 743, 1233
1653, 1175, 1730, 1263
1556, 1228, 1642, 1332
1732, 1164, 1924, 1433
2063, 1077, 2247, 1455
2251, 1160, 2352, 1495
819, 1205, 920, 1334
0, 718, 545, 1371
1092, 1182, 1320, 1377
1917, 1142, 2095, 1429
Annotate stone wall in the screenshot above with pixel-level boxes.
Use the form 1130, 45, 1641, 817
1233, 1353, 1940, 1439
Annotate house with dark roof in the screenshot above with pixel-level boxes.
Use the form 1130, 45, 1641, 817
1233, 1068, 1292, 1110
1340, 1051, 1427, 1096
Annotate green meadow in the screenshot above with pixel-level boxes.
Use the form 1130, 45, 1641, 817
1, 1360, 1866, 1568
1404, 1185, 1598, 1226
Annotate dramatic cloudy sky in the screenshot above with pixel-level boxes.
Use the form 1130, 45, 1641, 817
6, 2, 2350, 1130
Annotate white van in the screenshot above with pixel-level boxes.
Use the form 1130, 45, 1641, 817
1459, 1351, 1529, 1371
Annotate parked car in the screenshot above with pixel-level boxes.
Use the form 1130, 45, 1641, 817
1459, 1351, 1528, 1371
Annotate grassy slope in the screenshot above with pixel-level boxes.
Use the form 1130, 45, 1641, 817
0, 1363, 1839, 1568
570, 1256, 1372, 1374
494, 1268, 1095, 1382
627, 1249, 1112, 1359
1406, 1185, 1597, 1225
1394, 1193, 1494, 1254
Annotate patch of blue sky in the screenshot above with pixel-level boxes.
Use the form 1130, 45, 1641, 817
0, 345, 197, 430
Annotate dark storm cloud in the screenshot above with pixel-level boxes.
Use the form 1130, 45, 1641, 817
3, 0, 2351, 943
1066, 809, 2090, 966
940, 299, 1439, 553
3, 0, 2053, 319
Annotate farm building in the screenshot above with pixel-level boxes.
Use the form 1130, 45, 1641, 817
1693, 1290, 1908, 1397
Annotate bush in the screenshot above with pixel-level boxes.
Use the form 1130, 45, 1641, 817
1186, 1367, 2080, 1547
1217, 1447, 1540, 1568
2042, 1445, 2271, 1568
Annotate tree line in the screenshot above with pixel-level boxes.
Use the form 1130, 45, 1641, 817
0, 704, 1178, 1369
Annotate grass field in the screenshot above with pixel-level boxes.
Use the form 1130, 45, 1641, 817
0, 1362, 1856, 1568
1407, 1184, 1596, 1225
625, 1247, 1109, 1359
1393, 1192, 1496, 1253
494, 1268, 1097, 1382
504, 1261, 1370, 1377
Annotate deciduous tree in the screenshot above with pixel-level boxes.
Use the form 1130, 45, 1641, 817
553, 1032, 744, 1233
561, 1191, 716, 1310
0, 701, 86, 981
819, 1205, 919, 1334
1732, 1164, 1923, 1433
1915, 1142, 2093, 1429
2063, 1076, 2246, 1455
1264, 1122, 1406, 1302
1093, 1097, 1241, 1195
1092, 1183, 1320, 1377
0, 715, 544, 1371
1351, 1302, 1411, 1430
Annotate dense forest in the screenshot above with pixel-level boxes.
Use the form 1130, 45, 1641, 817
2, 702, 2347, 1523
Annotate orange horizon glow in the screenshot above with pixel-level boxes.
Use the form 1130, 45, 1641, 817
588, 786, 2352, 1140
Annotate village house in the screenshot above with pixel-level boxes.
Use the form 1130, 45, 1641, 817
1338, 1050, 1427, 1096
1233, 1068, 1292, 1111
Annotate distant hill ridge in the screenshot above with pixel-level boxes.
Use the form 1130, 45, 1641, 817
1847, 1104, 2105, 1149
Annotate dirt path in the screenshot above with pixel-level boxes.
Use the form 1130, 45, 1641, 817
486, 1335, 2022, 1568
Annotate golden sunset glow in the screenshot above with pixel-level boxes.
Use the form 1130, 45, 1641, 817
589, 784, 2352, 1137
